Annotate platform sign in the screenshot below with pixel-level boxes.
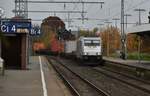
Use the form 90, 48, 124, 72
1, 21, 17, 33
30, 26, 41, 36
0, 19, 32, 33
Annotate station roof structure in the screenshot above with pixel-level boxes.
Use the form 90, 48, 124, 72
126, 24, 150, 36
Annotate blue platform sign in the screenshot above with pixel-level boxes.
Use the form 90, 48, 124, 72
30, 26, 41, 36
0, 19, 32, 33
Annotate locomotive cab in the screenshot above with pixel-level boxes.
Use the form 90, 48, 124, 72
76, 37, 103, 65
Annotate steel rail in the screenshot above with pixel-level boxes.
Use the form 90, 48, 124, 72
51, 57, 110, 96
104, 59, 150, 71
101, 66, 150, 85
94, 67, 150, 94
47, 57, 81, 96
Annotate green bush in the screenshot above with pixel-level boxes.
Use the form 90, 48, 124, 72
127, 52, 150, 61
109, 52, 150, 61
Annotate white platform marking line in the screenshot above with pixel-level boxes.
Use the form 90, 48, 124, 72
39, 56, 48, 96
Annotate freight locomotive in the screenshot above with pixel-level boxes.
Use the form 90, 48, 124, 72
76, 37, 103, 64
64, 37, 103, 65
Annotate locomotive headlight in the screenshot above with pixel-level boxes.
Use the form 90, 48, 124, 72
84, 52, 88, 55
96, 52, 99, 55
96, 52, 101, 55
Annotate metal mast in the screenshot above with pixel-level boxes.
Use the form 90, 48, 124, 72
15, 0, 28, 18
121, 0, 126, 60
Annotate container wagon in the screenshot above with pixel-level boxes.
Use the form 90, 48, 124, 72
64, 40, 77, 59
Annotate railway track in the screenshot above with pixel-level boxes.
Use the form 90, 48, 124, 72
94, 67, 150, 94
104, 60, 150, 78
98, 64, 150, 85
47, 56, 109, 96
54, 57, 150, 96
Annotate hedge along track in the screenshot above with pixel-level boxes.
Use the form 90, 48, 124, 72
47, 56, 110, 96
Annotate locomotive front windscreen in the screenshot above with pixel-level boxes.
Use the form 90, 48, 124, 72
84, 40, 100, 46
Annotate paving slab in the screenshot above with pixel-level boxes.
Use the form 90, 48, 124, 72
0, 56, 72, 96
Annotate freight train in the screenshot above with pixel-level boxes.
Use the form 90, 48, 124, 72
33, 36, 103, 65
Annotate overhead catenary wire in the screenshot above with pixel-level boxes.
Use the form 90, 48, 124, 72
15, 0, 105, 4
23, 0, 105, 28
14, 0, 150, 29
103, 0, 150, 23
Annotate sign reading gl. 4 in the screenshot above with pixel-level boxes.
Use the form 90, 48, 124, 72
0, 19, 32, 34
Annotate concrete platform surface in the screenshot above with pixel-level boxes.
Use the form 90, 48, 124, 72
0, 56, 72, 96
103, 57, 150, 70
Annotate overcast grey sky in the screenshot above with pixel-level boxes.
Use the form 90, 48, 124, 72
0, 0, 150, 30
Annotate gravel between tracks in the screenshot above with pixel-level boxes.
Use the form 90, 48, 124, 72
57, 57, 150, 96
49, 58, 106, 96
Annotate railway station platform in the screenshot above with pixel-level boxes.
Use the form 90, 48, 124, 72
103, 57, 150, 70
0, 56, 72, 96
